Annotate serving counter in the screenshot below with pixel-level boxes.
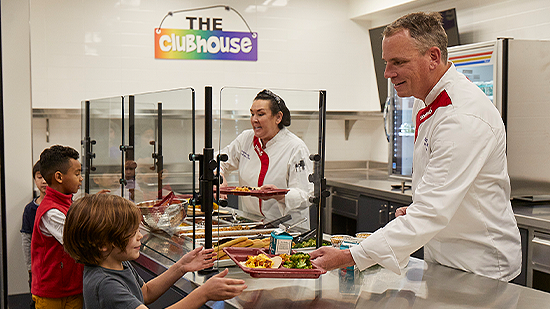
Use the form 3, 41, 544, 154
137, 226, 550, 309
132, 165, 550, 308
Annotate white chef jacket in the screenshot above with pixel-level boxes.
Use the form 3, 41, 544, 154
220, 127, 314, 229
350, 63, 522, 281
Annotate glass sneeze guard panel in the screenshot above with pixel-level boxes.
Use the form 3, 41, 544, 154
82, 88, 196, 204
124, 88, 195, 204
81, 96, 124, 196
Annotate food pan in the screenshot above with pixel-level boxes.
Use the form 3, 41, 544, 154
223, 247, 326, 279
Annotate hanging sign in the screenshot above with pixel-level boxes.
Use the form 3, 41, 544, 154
155, 28, 257, 61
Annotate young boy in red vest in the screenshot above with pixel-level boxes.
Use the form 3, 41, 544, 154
31, 145, 84, 309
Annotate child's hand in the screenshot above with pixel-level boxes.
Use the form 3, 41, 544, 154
177, 246, 216, 274
201, 268, 247, 301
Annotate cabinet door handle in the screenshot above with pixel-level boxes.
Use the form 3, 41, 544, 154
379, 204, 388, 225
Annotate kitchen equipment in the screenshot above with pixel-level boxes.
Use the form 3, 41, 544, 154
154, 191, 175, 211
294, 228, 316, 244
177, 227, 277, 239
137, 198, 187, 234
251, 214, 292, 230
283, 217, 308, 232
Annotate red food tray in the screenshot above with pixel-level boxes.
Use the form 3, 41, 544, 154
222, 247, 326, 279
220, 186, 289, 197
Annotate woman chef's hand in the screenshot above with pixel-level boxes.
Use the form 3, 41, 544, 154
258, 184, 285, 202
395, 206, 408, 217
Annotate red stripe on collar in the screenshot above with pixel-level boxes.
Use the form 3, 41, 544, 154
415, 90, 452, 142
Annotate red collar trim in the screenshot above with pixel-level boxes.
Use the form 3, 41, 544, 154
415, 90, 452, 142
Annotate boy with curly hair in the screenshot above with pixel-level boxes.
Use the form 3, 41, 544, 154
31, 145, 84, 308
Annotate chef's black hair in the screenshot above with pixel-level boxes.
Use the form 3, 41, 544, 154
254, 89, 291, 129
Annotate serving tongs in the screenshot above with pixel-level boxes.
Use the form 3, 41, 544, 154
294, 228, 317, 244
279, 217, 308, 232
250, 214, 292, 230
154, 191, 174, 212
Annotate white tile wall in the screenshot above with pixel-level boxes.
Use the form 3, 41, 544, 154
31, 0, 550, 165
30, 0, 376, 111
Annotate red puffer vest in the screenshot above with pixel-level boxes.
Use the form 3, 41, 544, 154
31, 187, 83, 298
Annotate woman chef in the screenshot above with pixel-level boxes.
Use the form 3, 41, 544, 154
219, 89, 313, 229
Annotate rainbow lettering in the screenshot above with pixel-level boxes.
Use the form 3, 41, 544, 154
155, 28, 257, 61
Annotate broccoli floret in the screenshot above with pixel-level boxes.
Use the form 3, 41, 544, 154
282, 253, 313, 269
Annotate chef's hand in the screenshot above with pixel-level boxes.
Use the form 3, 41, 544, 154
96, 189, 111, 194
395, 206, 408, 217
310, 247, 355, 271
258, 184, 285, 202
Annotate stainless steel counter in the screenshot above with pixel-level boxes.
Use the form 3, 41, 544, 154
325, 169, 413, 204
325, 168, 550, 228
512, 202, 550, 230
137, 228, 550, 308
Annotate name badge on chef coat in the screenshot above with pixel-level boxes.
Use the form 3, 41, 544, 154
241, 150, 250, 160
294, 160, 305, 172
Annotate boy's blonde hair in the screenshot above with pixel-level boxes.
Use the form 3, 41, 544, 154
63, 194, 141, 265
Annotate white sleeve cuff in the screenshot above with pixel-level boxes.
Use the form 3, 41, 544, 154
350, 244, 377, 271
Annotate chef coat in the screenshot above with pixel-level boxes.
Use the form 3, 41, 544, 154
220, 127, 313, 229
350, 63, 522, 281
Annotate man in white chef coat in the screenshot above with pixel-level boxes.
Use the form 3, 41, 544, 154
310, 11, 522, 281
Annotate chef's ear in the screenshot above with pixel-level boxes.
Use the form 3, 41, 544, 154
428, 46, 442, 69
276, 111, 283, 124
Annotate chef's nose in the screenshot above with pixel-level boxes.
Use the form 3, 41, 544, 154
384, 64, 396, 79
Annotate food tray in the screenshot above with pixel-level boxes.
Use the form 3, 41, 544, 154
214, 258, 236, 267
220, 186, 289, 197
223, 247, 326, 279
